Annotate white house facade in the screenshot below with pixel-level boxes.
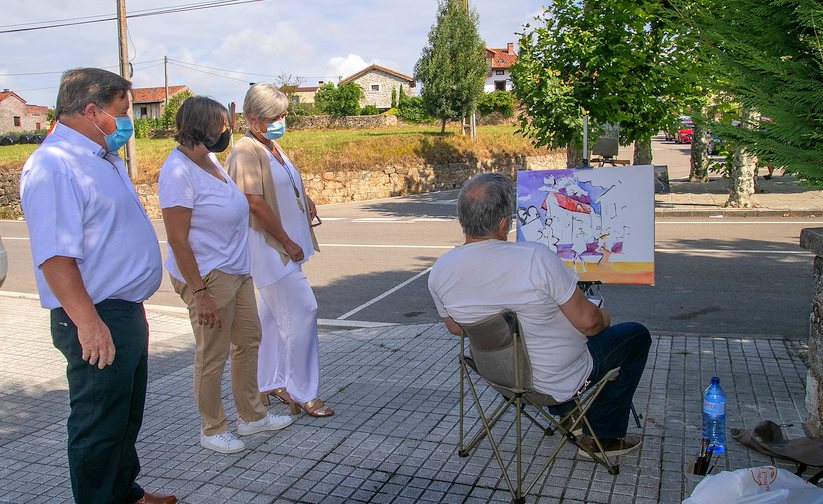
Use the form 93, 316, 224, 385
339, 65, 415, 110
484, 43, 517, 93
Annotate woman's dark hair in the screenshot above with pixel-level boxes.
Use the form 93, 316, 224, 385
174, 96, 228, 148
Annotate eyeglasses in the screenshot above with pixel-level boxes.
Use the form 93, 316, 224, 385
310, 216, 323, 228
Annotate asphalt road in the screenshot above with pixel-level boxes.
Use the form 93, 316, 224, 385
0, 138, 812, 339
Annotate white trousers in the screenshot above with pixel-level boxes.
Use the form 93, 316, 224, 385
256, 267, 320, 403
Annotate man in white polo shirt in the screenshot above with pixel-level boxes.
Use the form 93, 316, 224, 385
20, 68, 176, 504
428, 172, 651, 458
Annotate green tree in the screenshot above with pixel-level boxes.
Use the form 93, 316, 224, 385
675, 0, 823, 205
414, 0, 487, 133
314, 82, 364, 117
391, 88, 398, 109
512, 0, 699, 166
161, 89, 193, 129
477, 91, 514, 117
398, 86, 407, 106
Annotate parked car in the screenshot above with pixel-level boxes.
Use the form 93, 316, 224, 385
665, 115, 691, 142
0, 235, 7, 288
706, 133, 723, 155
675, 120, 693, 144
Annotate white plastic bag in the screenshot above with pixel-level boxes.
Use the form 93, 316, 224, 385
683, 466, 823, 504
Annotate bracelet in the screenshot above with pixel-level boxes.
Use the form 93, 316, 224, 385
192, 286, 207, 294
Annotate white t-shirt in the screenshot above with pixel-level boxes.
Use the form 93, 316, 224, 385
158, 148, 250, 282
428, 239, 592, 402
246, 150, 314, 288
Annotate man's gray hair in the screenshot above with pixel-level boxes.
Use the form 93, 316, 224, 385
457, 173, 515, 237
243, 83, 288, 122
55, 68, 132, 117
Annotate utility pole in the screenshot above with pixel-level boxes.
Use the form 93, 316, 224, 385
116, 0, 137, 179
164, 56, 169, 108
461, 0, 476, 140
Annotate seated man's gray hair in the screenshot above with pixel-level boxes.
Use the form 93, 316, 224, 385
457, 173, 514, 237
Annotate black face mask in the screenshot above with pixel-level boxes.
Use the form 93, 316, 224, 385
204, 129, 231, 153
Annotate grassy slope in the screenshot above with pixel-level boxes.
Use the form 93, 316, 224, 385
1, 125, 551, 184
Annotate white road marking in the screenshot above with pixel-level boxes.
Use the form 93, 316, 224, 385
656, 248, 809, 255
656, 221, 823, 225
337, 267, 433, 320
322, 243, 453, 249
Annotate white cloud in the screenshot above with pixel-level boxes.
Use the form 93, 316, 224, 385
327, 54, 372, 81
214, 23, 313, 67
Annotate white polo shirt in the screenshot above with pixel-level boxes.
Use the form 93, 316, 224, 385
428, 239, 592, 402
158, 148, 250, 282
20, 122, 162, 309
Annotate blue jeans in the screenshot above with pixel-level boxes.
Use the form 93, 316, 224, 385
551, 322, 651, 439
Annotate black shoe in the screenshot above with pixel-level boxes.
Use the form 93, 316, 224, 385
577, 434, 642, 458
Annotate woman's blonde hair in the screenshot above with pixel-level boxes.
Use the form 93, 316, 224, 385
243, 83, 288, 124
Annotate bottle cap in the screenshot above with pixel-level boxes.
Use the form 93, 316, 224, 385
711, 376, 719, 384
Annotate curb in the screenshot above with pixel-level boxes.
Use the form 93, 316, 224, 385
655, 208, 822, 218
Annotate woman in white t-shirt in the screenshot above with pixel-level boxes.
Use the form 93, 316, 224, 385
226, 84, 333, 418
158, 96, 294, 455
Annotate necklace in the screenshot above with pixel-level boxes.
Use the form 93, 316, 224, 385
267, 144, 304, 213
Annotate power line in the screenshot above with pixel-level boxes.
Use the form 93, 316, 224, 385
165, 58, 338, 81
0, 0, 267, 34
0, 59, 164, 77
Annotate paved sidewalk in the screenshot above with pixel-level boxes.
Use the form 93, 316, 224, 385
655, 175, 823, 217
0, 294, 813, 504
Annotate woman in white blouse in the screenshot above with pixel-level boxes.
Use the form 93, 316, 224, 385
227, 84, 334, 417
158, 96, 294, 455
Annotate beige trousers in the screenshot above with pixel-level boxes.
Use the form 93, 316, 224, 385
172, 270, 266, 435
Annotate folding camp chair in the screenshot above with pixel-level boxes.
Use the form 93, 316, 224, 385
457, 310, 620, 504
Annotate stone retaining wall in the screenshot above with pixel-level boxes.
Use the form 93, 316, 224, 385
0, 171, 21, 216
1, 153, 566, 219
289, 114, 398, 130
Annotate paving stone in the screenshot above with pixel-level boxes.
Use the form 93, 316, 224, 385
0, 297, 815, 503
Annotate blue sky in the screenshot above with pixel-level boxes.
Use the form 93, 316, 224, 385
0, 0, 545, 109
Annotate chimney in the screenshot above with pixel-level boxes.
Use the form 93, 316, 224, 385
2, 88, 9, 93
507, 42, 514, 54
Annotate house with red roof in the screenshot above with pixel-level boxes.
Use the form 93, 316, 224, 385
0, 89, 50, 133
340, 65, 415, 111
132, 85, 191, 119
485, 43, 517, 93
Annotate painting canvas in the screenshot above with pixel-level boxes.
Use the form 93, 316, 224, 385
516, 166, 655, 284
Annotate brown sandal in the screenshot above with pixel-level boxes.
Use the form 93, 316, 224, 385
299, 398, 335, 417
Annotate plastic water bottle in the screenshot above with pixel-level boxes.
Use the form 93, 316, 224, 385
702, 376, 726, 454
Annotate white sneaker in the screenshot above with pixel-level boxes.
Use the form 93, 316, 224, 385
200, 430, 246, 454
236, 412, 295, 436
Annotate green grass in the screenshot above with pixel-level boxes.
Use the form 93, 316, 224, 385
1, 124, 550, 184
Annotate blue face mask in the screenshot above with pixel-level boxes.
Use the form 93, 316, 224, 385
262, 119, 286, 140
92, 107, 134, 152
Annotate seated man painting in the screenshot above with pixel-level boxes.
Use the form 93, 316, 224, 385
428, 172, 651, 458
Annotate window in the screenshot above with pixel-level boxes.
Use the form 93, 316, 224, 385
371, 84, 380, 92
291, 96, 301, 105
494, 80, 507, 91
13, 116, 21, 127
140, 106, 148, 118
495, 70, 504, 75
36, 122, 41, 130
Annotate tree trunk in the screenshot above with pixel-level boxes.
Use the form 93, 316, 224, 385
689, 122, 709, 182
440, 117, 447, 134
566, 140, 583, 168
632, 137, 653, 165
725, 108, 755, 207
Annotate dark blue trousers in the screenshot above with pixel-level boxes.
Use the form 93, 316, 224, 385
551, 322, 651, 439
51, 300, 148, 504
